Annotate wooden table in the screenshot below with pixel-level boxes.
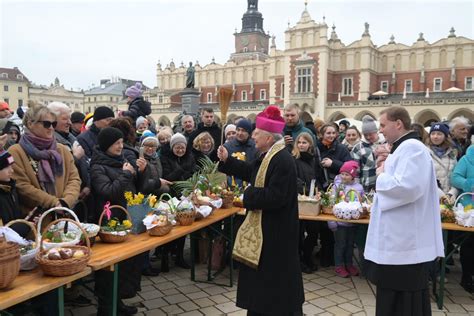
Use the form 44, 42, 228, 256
88, 207, 241, 316
0, 267, 91, 315
300, 212, 474, 310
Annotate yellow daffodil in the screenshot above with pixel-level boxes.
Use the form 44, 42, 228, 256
124, 191, 133, 204
108, 219, 117, 228
148, 195, 157, 207
123, 220, 132, 229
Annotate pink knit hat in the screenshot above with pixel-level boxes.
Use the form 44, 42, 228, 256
255, 106, 285, 134
339, 160, 359, 178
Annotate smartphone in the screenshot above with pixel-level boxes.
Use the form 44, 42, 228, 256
139, 147, 145, 158
284, 130, 292, 136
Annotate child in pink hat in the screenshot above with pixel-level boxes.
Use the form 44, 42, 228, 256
329, 160, 365, 278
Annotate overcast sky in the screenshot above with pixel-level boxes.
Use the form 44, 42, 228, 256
1, 0, 472, 91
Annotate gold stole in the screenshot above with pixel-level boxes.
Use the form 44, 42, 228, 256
232, 141, 286, 269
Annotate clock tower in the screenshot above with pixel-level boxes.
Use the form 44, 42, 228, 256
231, 0, 270, 64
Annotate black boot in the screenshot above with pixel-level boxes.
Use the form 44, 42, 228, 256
142, 267, 160, 277
460, 277, 473, 293
161, 254, 169, 272
118, 299, 138, 315
175, 255, 190, 269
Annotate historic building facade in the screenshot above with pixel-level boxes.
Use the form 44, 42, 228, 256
153, 1, 474, 125
29, 78, 84, 112
0, 67, 30, 111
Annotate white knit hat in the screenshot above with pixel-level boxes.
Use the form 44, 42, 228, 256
170, 133, 187, 148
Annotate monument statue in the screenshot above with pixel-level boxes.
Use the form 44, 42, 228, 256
248, 0, 258, 10
186, 62, 195, 89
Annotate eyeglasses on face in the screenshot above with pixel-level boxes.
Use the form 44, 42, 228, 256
37, 120, 58, 129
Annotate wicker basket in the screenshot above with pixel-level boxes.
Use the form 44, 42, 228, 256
5, 219, 39, 271
98, 205, 132, 243
176, 210, 196, 226
148, 221, 172, 236
320, 183, 335, 215
221, 192, 234, 209
36, 218, 90, 277
0, 236, 20, 289
298, 198, 321, 216
333, 189, 369, 220
37, 207, 82, 250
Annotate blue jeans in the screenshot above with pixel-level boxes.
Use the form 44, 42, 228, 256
333, 226, 357, 266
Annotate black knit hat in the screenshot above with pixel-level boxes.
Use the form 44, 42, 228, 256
97, 127, 124, 152
0, 150, 14, 170
71, 112, 86, 124
93, 106, 115, 121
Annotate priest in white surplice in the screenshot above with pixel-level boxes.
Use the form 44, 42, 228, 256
364, 106, 444, 316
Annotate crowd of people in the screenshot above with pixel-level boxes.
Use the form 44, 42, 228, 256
0, 83, 473, 315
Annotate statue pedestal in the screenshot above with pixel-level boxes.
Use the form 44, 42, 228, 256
180, 88, 200, 114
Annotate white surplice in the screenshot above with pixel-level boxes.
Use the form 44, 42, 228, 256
365, 139, 444, 265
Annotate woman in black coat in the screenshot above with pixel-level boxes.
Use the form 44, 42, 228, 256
90, 127, 142, 316
292, 132, 324, 273
160, 133, 197, 271
317, 123, 352, 187
316, 123, 352, 267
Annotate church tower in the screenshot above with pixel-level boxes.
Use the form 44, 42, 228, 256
231, 0, 270, 64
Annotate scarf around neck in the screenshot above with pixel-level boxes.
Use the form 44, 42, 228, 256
19, 132, 63, 185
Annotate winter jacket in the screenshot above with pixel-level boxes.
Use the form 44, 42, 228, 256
9, 143, 81, 215
161, 149, 197, 197
139, 153, 166, 196
55, 131, 90, 190
90, 148, 136, 222
294, 152, 325, 194
283, 120, 316, 151
350, 138, 383, 191
452, 137, 471, 160
428, 146, 458, 197
0, 180, 24, 233
224, 138, 258, 163
451, 145, 474, 206
122, 97, 151, 122
76, 124, 101, 159
224, 137, 258, 187
192, 147, 218, 166
317, 140, 352, 186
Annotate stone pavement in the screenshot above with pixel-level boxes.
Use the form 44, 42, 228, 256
67, 252, 473, 316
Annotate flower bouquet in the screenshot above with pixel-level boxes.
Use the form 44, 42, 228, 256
173, 157, 225, 218
440, 195, 456, 223
320, 184, 336, 215
125, 191, 156, 234
98, 203, 132, 243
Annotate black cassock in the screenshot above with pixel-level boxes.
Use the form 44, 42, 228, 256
219, 149, 305, 315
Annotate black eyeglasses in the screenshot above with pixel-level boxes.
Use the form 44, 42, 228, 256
37, 120, 58, 129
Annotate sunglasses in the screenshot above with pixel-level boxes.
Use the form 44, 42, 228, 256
37, 120, 58, 129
